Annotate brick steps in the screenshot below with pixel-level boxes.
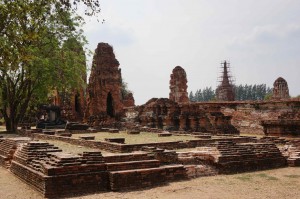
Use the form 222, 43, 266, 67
105, 151, 186, 191
287, 157, 300, 166
106, 159, 160, 171
0, 138, 31, 168
109, 165, 187, 191
103, 153, 152, 163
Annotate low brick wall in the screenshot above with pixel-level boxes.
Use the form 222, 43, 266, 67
106, 160, 160, 171
0, 137, 31, 168
192, 141, 287, 174
5, 140, 189, 197
109, 165, 187, 191
103, 153, 152, 163
10, 161, 46, 194
32, 133, 256, 153
10, 161, 109, 198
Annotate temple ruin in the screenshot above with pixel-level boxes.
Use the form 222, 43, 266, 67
216, 61, 235, 101
85, 43, 135, 123
169, 66, 189, 103
261, 110, 300, 137
137, 98, 239, 134
1, 42, 300, 198
272, 77, 290, 99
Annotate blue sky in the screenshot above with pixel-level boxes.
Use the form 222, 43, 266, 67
82, 0, 300, 105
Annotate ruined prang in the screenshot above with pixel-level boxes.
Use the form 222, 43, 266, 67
216, 61, 235, 101
169, 66, 189, 103
272, 77, 290, 100
85, 43, 124, 119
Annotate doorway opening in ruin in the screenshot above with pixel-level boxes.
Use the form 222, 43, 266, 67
173, 117, 180, 130
185, 117, 191, 131
157, 117, 163, 129
74, 93, 80, 113
106, 92, 114, 117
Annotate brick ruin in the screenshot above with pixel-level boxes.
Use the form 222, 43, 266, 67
217, 99, 300, 135
2, 42, 300, 197
52, 89, 86, 121
169, 66, 189, 103
272, 77, 290, 99
216, 61, 235, 101
1, 138, 187, 197
122, 92, 135, 107
85, 43, 135, 124
178, 141, 286, 174
1, 133, 299, 197
125, 66, 238, 134
137, 98, 239, 134
261, 110, 300, 137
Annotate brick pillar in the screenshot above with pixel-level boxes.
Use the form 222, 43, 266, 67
165, 116, 172, 128
179, 115, 186, 130
189, 116, 196, 131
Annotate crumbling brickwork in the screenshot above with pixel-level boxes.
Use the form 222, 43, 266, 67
85, 43, 135, 125
137, 98, 239, 134
272, 77, 290, 99
122, 92, 135, 107
85, 43, 124, 119
261, 110, 300, 137
169, 66, 189, 103
183, 141, 286, 174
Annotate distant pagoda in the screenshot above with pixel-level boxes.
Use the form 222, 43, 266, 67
216, 61, 235, 101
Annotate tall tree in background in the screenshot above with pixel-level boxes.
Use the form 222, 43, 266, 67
0, 0, 100, 132
234, 84, 272, 100
190, 84, 272, 102
189, 87, 216, 102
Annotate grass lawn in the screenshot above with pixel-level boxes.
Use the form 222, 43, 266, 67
72, 131, 200, 144
41, 139, 114, 155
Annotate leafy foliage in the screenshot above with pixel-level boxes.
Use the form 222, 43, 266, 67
0, 0, 100, 132
121, 78, 132, 100
189, 84, 272, 102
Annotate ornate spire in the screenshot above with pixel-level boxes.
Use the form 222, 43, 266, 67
216, 61, 235, 101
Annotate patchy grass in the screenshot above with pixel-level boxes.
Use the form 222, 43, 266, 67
234, 172, 280, 182
236, 174, 253, 182
284, 175, 300, 179
37, 139, 114, 156
256, 173, 279, 181
72, 131, 199, 144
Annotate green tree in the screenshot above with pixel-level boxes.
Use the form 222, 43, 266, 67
189, 91, 195, 102
120, 78, 132, 100
0, 0, 100, 132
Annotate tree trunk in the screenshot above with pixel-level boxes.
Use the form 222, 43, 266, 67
3, 104, 19, 133
5, 115, 18, 133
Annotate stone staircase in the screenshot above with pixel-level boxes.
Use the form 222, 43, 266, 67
283, 140, 300, 166
7, 140, 187, 195
214, 141, 286, 173
0, 137, 31, 168
104, 152, 187, 191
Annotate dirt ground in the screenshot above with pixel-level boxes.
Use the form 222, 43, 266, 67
1, 167, 299, 199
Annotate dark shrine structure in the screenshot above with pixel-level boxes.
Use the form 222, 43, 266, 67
272, 77, 290, 100
216, 61, 235, 101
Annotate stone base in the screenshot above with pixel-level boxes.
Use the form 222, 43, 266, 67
105, 138, 125, 144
